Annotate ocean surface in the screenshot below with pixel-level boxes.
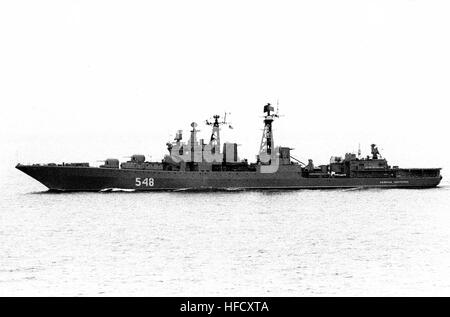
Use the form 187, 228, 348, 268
1, 166, 450, 296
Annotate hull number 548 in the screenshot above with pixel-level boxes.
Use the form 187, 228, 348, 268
135, 177, 154, 187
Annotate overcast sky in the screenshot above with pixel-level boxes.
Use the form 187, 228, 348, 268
1, 0, 449, 175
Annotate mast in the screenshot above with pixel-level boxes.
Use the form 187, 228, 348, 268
259, 103, 278, 156
205, 113, 232, 155
206, 115, 221, 154
189, 122, 200, 163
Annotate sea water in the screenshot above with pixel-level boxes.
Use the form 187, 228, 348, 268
1, 163, 449, 296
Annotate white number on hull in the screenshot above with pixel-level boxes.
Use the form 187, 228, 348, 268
135, 178, 154, 187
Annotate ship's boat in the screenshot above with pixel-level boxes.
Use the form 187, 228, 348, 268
16, 104, 442, 191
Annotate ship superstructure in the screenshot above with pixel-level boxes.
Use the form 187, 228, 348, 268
16, 104, 442, 191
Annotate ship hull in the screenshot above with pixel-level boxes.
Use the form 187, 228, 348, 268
16, 165, 442, 192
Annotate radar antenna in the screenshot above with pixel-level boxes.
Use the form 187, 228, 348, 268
371, 144, 381, 159
167, 130, 183, 153
174, 130, 183, 143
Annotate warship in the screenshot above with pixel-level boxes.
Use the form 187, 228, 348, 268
16, 104, 442, 191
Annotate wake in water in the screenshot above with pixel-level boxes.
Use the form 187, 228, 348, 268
99, 188, 136, 193
340, 187, 371, 192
